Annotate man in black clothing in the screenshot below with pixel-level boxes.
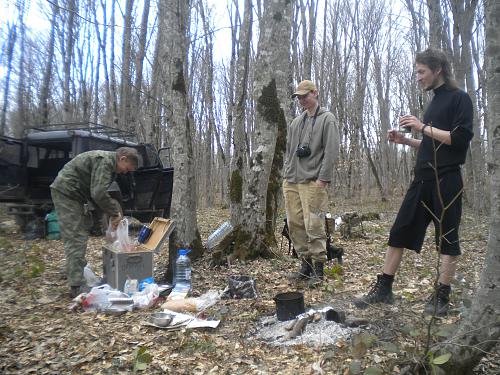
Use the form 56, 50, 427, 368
354, 48, 473, 316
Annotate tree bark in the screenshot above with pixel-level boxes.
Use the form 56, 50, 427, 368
0, 24, 16, 136
38, 1, 58, 125
159, 0, 202, 282
62, 0, 77, 122
438, 0, 500, 372
230, 0, 252, 226
230, 0, 293, 261
119, 0, 135, 131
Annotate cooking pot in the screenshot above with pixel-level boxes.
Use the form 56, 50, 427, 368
274, 291, 305, 321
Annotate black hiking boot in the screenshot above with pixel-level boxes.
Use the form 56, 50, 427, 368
308, 261, 324, 288
423, 284, 451, 317
288, 258, 313, 281
353, 274, 394, 309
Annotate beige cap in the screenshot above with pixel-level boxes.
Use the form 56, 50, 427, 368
291, 80, 317, 98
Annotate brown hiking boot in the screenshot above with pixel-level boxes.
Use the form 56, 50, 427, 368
288, 258, 313, 281
353, 275, 394, 309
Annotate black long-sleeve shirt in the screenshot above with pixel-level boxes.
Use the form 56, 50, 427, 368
414, 85, 474, 180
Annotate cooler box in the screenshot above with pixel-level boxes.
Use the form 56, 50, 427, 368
102, 218, 174, 291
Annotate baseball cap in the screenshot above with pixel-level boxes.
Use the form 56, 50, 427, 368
291, 80, 317, 98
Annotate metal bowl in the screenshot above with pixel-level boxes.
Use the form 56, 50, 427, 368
150, 312, 173, 327
103, 306, 128, 316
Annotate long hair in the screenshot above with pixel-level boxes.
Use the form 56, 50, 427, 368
415, 48, 458, 90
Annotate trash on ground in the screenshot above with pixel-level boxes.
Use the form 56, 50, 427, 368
144, 309, 220, 330
221, 275, 258, 299
84, 265, 101, 287
162, 290, 221, 313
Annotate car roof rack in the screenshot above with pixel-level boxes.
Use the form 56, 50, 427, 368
27, 122, 137, 142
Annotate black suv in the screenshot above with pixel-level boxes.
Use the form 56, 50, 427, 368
0, 122, 173, 230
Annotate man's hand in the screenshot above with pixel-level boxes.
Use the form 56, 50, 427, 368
387, 129, 408, 144
110, 215, 122, 230
315, 179, 327, 188
399, 115, 424, 132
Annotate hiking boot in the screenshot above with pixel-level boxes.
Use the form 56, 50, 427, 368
308, 261, 324, 288
288, 258, 313, 281
353, 274, 394, 309
423, 284, 450, 317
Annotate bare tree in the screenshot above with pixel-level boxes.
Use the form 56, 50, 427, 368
38, 1, 59, 125
228, 0, 293, 260
230, 0, 252, 225
437, 2, 500, 371
62, 0, 77, 122
119, 0, 135, 130
159, 0, 202, 281
0, 23, 16, 135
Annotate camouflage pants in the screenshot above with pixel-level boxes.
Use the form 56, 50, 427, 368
50, 188, 92, 287
283, 180, 328, 262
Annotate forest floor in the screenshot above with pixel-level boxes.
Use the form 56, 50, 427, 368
0, 197, 498, 375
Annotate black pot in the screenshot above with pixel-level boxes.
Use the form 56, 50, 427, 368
274, 291, 305, 321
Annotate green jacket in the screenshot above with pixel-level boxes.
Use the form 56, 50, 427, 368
283, 106, 340, 183
50, 151, 121, 216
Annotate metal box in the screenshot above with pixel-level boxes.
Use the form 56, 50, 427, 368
102, 218, 174, 291
102, 246, 154, 291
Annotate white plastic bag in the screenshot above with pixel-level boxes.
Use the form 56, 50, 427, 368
105, 218, 117, 243
84, 265, 101, 287
82, 284, 129, 312
132, 283, 159, 309
112, 218, 134, 251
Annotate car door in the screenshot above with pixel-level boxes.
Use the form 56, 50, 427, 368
0, 135, 26, 201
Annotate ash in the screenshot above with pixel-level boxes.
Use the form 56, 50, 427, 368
253, 316, 359, 347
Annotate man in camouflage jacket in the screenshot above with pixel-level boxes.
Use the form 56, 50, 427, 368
50, 147, 139, 297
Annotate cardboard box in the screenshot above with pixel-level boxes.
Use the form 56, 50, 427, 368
102, 217, 174, 291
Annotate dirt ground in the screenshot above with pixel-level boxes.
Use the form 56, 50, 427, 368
0, 199, 498, 374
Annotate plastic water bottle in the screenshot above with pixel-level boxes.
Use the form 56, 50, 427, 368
206, 221, 233, 250
174, 249, 192, 292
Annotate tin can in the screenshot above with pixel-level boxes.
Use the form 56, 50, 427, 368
138, 225, 152, 244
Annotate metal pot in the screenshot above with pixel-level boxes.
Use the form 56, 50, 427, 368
274, 291, 305, 321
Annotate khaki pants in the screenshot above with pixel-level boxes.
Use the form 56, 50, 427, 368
51, 189, 91, 287
283, 180, 328, 261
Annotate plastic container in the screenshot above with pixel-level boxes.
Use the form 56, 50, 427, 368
124, 278, 138, 296
45, 210, 61, 240
174, 248, 192, 291
206, 221, 233, 250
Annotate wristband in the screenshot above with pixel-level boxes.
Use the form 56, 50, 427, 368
421, 124, 428, 134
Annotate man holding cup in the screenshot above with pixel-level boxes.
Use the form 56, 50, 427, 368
354, 48, 473, 316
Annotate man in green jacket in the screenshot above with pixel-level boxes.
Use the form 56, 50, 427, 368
283, 80, 340, 287
50, 147, 139, 297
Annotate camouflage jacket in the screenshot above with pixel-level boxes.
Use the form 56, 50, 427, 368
50, 151, 121, 216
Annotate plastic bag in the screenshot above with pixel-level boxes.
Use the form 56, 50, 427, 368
82, 284, 129, 312
162, 290, 221, 313
132, 283, 159, 309
105, 218, 117, 243
112, 218, 134, 251
221, 275, 258, 299
84, 265, 101, 287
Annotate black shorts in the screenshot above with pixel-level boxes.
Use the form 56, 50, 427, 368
388, 171, 463, 255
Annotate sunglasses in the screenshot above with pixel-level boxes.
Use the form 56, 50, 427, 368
295, 92, 311, 100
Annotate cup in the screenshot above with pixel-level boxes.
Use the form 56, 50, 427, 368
398, 115, 411, 133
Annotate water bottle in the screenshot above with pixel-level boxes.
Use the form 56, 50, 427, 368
174, 249, 192, 292
206, 221, 233, 250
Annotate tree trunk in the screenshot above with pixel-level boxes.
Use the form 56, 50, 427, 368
230, 0, 293, 261
109, 0, 119, 127
159, 0, 202, 282
38, 1, 58, 125
438, 1, 500, 372
132, 0, 150, 135
120, 0, 134, 130
230, 0, 252, 226
0, 24, 16, 136
15, 1, 27, 135
62, 0, 77, 122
